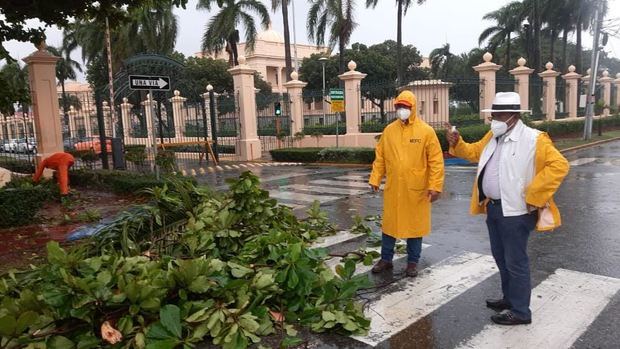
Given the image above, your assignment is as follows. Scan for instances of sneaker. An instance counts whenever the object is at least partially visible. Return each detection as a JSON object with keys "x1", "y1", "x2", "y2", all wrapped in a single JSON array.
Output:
[
  {"x1": 491, "y1": 310, "x2": 532, "y2": 325},
  {"x1": 486, "y1": 298, "x2": 511, "y2": 311}
]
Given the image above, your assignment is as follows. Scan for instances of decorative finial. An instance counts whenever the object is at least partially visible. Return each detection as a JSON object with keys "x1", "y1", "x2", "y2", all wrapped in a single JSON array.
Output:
[
  {"x1": 174, "y1": 90, "x2": 180, "y2": 96},
  {"x1": 122, "y1": 97, "x2": 128, "y2": 103},
  {"x1": 291, "y1": 71, "x2": 299, "y2": 80},
  {"x1": 602, "y1": 70, "x2": 609, "y2": 77},
  {"x1": 483, "y1": 52, "x2": 492, "y2": 63},
  {"x1": 348, "y1": 60, "x2": 357, "y2": 71},
  {"x1": 587, "y1": 68, "x2": 592, "y2": 75},
  {"x1": 36, "y1": 40, "x2": 47, "y2": 52},
  {"x1": 517, "y1": 57, "x2": 526, "y2": 67},
  {"x1": 545, "y1": 62, "x2": 554, "y2": 70},
  {"x1": 206, "y1": 84, "x2": 213, "y2": 92},
  {"x1": 568, "y1": 65, "x2": 576, "y2": 73},
  {"x1": 238, "y1": 56, "x2": 246, "y2": 65}
]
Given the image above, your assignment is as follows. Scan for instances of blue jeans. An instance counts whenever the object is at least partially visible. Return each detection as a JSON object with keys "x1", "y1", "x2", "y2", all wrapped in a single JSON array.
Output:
[
  {"x1": 380, "y1": 233, "x2": 423, "y2": 264},
  {"x1": 486, "y1": 201, "x2": 538, "y2": 320}
]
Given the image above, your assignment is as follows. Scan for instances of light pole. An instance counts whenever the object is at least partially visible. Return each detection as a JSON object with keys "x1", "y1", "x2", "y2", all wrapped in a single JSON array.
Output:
[
  {"x1": 319, "y1": 57, "x2": 328, "y2": 128},
  {"x1": 207, "y1": 84, "x2": 219, "y2": 162}
]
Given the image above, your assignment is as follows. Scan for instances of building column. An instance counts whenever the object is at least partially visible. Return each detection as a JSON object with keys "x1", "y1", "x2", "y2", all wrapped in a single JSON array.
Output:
[
  {"x1": 614, "y1": 73, "x2": 620, "y2": 111},
  {"x1": 229, "y1": 56, "x2": 261, "y2": 161},
  {"x1": 473, "y1": 52, "x2": 502, "y2": 123},
  {"x1": 202, "y1": 88, "x2": 219, "y2": 138},
  {"x1": 509, "y1": 57, "x2": 534, "y2": 111},
  {"x1": 102, "y1": 101, "x2": 112, "y2": 135},
  {"x1": 142, "y1": 94, "x2": 157, "y2": 145},
  {"x1": 283, "y1": 71, "x2": 308, "y2": 136},
  {"x1": 538, "y1": 62, "x2": 561, "y2": 120},
  {"x1": 170, "y1": 90, "x2": 187, "y2": 139},
  {"x1": 599, "y1": 70, "x2": 613, "y2": 117},
  {"x1": 22, "y1": 42, "x2": 63, "y2": 161},
  {"x1": 561, "y1": 65, "x2": 582, "y2": 119},
  {"x1": 338, "y1": 60, "x2": 367, "y2": 135},
  {"x1": 120, "y1": 97, "x2": 133, "y2": 140},
  {"x1": 67, "y1": 106, "x2": 78, "y2": 137}
]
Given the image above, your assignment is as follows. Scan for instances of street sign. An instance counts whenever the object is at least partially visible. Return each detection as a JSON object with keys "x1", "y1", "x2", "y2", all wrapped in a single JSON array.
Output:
[
  {"x1": 129, "y1": 75, "x2": 171, "y2": 91},
  {"x1": 330, "y1": 88, "x2": 345, "y2": 112}
]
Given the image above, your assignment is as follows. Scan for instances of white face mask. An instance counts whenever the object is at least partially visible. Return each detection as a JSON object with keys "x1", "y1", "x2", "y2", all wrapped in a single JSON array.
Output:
[
  {"x1": 490, "y1": 115, "x2": 515, "y2": 137},
  {"x1": 397, "y1": 108, "x2": 411, "y2": 121}
]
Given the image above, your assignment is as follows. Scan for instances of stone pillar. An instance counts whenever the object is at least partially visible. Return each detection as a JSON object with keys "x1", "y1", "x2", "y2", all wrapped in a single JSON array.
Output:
[
  {"x1": 562, "y1": 65, "x2": 582, "y2": 119},
  {"x1": 614, "y1": 73, "x2": 620, "y2": 110},
  {"x1": 142, "y1": 94, "x2": 157, "y2": 143},
  {"x1": 229, "y1": 56, "x2": 261, "y2": 161},
  {"x1": 120, "y1": 97, "x2": 133, "y2": 139},
  {"x1": 169, "y1": 90, "x2": 187, "y2": 138},
  {"x1": 84, "y1": 113, "x2": 94, "y2": 138},
  {"x1": 67, "y1": 106, "x2": 78, "y2": 137},
  {"x1": 473, "y1": 52, "x2": 502, "y2": 123},
  {"x1": 283, "y1": 71, "x2": 307, "y2": 135},
  {"x1": 599, "y1": 70, "x2": 613, "y2": 117},
  {"x1": 22, "y1": 42, "x2": 63, "y2": 161},
  {"x1": 538, "y1": 62, "x2": 561, "y2": 120},
  {"x1": 102, "y1": 101, "x2": 112, "y2": 134},
  {"x1": 509, "y1": 57, "x2": 534, "y2": 111},
  {"x1": 202, "y1": 88, "x2": 219, "y2": 138},
  {"x1": 338, "y1": 60, "x2": 367, "y2": 134},
  {"x1": 581, "y1": 68, "x2": 591, "y2": 92}
]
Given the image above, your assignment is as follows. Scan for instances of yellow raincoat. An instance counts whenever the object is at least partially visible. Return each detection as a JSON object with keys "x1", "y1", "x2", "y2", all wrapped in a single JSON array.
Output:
[
  {"x1": 369, "y1": 91, "x2": 445, "y2": 238},
  {"x1": 449, "y1": 130, "x2": 569, "y2": 231}
]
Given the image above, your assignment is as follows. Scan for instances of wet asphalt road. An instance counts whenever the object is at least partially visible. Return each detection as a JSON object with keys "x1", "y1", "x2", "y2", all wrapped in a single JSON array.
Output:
[{"x1": 195, "y1": 140, "x2": 620, "y2": 349}]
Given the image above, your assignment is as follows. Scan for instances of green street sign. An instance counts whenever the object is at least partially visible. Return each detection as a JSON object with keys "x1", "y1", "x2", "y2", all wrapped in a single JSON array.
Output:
[{"x1": 329, "y1": 89, "x2": 344, "y2": 101}]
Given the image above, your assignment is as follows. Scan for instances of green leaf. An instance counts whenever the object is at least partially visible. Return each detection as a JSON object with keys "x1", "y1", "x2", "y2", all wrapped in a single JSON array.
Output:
[
  {"x1": 289, "y1": 243, "x2": 302, "y2": 262},
  {"x1": 134, "y1": 332, "x2": 146, "y2": 349},
  {"x1": 46, "y1": 242, "x2": 67, "y2": 265},
  {"x1": 48, "y1": 336, "x2": 75, "y2": 349},
  {"x1": 160, "y1": 304, "x2": 182, "y2": 339},
  {"x1": 321, "y1": 311, "x2": 336, "y2": 322},
  {"x1": 0, "y1": 315, "x2": 16, "y2": 336},
  {"x1": 188, "y1": 276, "x2": 210, "y2": 294},
  {"x1": 280, "y1": 336, "x2": 304, "y2": 348},
  {"x1": 145, "y1": 339, "x2": 180, "y2": 349},
  {"x1": 16, "y1": 311, "x2": 38, "y2": 333},
  {"x1": 287, "y1": 269, "x2": 299, "y2": 289},
  {"x1": 238, "y1": 315, "x2": 260, "y2": 333},
  {"x1": 147, "y1": 323, "x2": 174, "y2": 340},
  {"x1": 96, "y1": 270, "x2": 112, "y2": 285}
]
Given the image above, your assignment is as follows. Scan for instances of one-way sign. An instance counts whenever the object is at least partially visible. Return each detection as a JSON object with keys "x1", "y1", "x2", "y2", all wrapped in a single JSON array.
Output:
[{"x1": 129, "y1": 75, "x2": 170, "y2": 91}]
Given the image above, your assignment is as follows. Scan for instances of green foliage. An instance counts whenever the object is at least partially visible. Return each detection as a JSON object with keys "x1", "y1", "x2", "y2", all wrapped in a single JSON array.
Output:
[
  {"x1": 125, "y1": 145, "x2": 148, "y2": 167},
  {"x1": 68, "y1": 170, "x2": 169, "y2": 195},
  {"x1": 449, "y1": 114, "x2": 483, "y2": 128},
  {"x1": 0, "y1": 172, "x2": 371, "y2": 348},
  {"x1": 269, "y1": 148, "x2": 324, "y2": 163},
  {"x1": 270, "y1": 147, "x2": 375, "y2": 164},
  {"x1": 69, "y1": 149, "x2": 99, "y2": 168},
  {"x1": 0, "y1": 156, "x2": 35, "y2": 174},
  {"x1": 533, "y1": 115, "x2": 620, "y2": 138},
  {"x1": 0, "y1": 179, "x2": 55, "y2": 228},
  {"x1": 303, "y1": 122, "x2": 346, "y2": 136},
  {"x1": 155, "y1": 150, "x2": 176, "y2": 173}
]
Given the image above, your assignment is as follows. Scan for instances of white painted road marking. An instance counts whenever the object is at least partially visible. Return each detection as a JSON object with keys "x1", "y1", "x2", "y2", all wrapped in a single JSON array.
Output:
[
  {"x1": 334, "y1": 175, "x2": 370, "y2": 181},
  {"x1": 569, "y1": 157, "x2": 598, "y2": 166},
  {"x1": 352, "y1": 252, "x2": 497, "y2": 347},
  {"x1": 269, "y1": 191, "x2": 340, "y2": 204},
  {"x1": 456, "y1": 268, "x2": 620, "y2": 349},
  {"x1": 310, "y1": 179, "x2": 384, "y2": 189},
  {"x1": 282, "y1": 184, "x2": 367, "y2": 196},
  {"x1": 311, "y1": 231, "x2": 365, "y2": 249}
]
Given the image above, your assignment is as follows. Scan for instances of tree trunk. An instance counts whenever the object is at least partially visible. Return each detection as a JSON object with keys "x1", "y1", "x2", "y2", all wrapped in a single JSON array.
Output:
[
  {"x1": 561, "y1": 29, "x2": 569, "y2": 71},
  {"x1": 506, "y1": 33, "x2": 511, "y2": 69},
  {"x1": 281, "y1": 0, "x2": 293, "y2": 81},
  {"x1": 550, "y1": 29, "x2": 556, "y2": 63},
  {"x1": 339, "y1": 34, "x2": 345, "y2": 88},
  {"x1": 576, "y1": 17, "x2": 582, "y2": 73},
  {"x1": 396, "y1": 0, "x2": 403, "y2": 86},
  {"x1": 61, "y1": 79, "x2": 69, "y2": 125}
]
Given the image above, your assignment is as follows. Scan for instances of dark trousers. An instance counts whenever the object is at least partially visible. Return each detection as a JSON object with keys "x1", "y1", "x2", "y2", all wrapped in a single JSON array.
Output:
[
  {"x1": 486, "y1": 201, "x2": 537, "y2": 320},
  {"x1": 381, "y1": 234, "x2": 423, "y2": 264}
]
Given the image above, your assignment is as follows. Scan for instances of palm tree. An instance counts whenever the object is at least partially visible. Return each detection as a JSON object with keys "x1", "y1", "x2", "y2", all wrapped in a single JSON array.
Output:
[
  {"x1": 541, "y1": 0, "x2": 568, "y2": 65},
  {"x1": 47, "y1": 44, "x2": 82, "y2": 122},
  {"x1": 0, "y1": 63, "x2": 30, "y2": 115},
  {"x1": 307, "y1": 0, "x2": 357, "y2": 75},
  {"x1": 429, "y1": 43, "x2": 454, "y2": 79},
  {"x1": 479, "y1": 1, "x2": 523, "y2": 69},
  {"x1": 198, "y1": 0, "x2": 270, "y2": 67},
  {"x1": 365, "y1": 0, "x2": 425, "y2": 86},
  {"x1": 271, "y1": 0, "x2": 293, "y2": 81}
]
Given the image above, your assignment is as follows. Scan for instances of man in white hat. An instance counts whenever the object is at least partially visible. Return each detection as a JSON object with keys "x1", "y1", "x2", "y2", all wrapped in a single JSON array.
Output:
[{"x1": 446, "y1": 92, "x2": 569, "y2": 325}]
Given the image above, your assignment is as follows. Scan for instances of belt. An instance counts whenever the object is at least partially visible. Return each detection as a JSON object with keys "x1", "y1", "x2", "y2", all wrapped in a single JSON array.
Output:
[{"x1": 488, "y1": 198, "x2": 501, "y2": 205}]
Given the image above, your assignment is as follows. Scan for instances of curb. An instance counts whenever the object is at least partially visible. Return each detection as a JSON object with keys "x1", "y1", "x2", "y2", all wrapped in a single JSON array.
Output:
[{"x1": 559, "y1": 137, "x2": 620, "y2": 154}]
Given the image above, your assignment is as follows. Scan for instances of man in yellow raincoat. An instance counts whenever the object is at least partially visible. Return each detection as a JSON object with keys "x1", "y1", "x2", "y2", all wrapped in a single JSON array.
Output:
[
  {"x1": 447, "y1": 92, "x2": 569, "y2": 326},
  {"x1": 369, "y1": 90, "x2": 445, "y2": 277}
]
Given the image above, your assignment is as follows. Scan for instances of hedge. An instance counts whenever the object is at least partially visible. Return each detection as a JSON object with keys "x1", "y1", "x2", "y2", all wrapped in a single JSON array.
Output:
[
  {"x1": 0, "y1": 156, "x2": 35, "y2": 173},
  {"x1": 303, "y1": 123, "x2": 346, "y2": 136},
  {"x1": 69, "y1": 170, "x2": 166, "y2": 195},
  {"x1": 270, "y1": 148, "x2": 324, "y2": 163},
  {"x1": 533, "y1": 115, "x2": 620, "y2": 137},
  {"x1": 449, "y1": 114, "x2": 484, "y2": 128},
  {"x1": 0, "y1": 178, "x2": 56, "y2": 228},
  {"x1": 318, "y1": 147, "x2": 375, "y2": 164}
]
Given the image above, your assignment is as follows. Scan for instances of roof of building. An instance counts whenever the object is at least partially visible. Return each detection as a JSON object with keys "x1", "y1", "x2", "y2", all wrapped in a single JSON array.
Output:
[{"x1": 256, "y1": 25, "x2": 284, "y2": 43}]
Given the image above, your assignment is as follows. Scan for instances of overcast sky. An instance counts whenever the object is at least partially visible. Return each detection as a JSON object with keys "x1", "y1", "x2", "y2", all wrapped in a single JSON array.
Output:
[{"x1": 3, "y1": 0, "x2": 620, "y2": 82}]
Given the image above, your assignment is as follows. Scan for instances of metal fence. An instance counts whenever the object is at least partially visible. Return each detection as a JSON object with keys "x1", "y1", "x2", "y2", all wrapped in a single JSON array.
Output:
[
  {"x1": 556, "y1": 78, "x2": 569, "y2": 119},
  {"x1": 256, "y1": 93, "x2": 293, "y2": 152},
  {"x1": 0, "y1": 110, "x2": 37, "y2": 173},
  {"x1": 530, "y1": 76, "x2": 546, "y2": 120},
  {"x1": 301, "y1": 89, "x2": 346, "y2": 136}
]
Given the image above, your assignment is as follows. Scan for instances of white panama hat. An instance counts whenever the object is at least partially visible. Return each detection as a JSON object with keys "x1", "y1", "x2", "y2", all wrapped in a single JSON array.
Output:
[{"x1": 481, "y1": 92, "x2": 532, "y2": 113}]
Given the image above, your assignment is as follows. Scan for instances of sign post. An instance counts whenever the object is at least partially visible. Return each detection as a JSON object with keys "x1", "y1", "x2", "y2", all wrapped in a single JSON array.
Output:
[
  {"x1": 330, "y1": 89, "x2": 345, "y2": 148},
  {"x1": 129, "y1": 75, "x2": 170, "y2": 179}
]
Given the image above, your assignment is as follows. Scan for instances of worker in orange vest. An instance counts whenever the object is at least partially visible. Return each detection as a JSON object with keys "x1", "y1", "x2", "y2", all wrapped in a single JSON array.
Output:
[{"x1": 33, "y1": 152, "x2": 75, "y2": 195}]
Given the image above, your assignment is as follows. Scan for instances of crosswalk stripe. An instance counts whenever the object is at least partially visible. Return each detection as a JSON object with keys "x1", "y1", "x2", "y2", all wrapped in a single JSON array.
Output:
[
  {"x1": 311, "y1": 231, "x2": 365, "y2": 249},
  {"x1": 352, "y1": 252, "x2": 497, "y2": 346},
  {"x1": 324, "y1": 243, "x2": 431, "y2": 275},
  {"x1": 269, "y1": 191, "x2": 340, "y2": 204},
  {"x1": 281, "y1": 184, "x2": 367, "y2": 196},
  {"x1": 569, "y1": 157, "x2": 597, "y2": 166},
  {"x1": 334, "y1": 175, "x2": 369, "y2": 181},
  {"x1": 456, "y1": 268, "x2": 620, "y2": 349},
  {"x1": 310, "y1": 179, "x2": 383, "y2": 189}
]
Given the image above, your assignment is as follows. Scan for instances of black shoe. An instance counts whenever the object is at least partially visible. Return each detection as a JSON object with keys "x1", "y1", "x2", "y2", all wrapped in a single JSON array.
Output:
[
  {"x1": 491, "y1": 310, "x2": 532, "y2": 325},
  {"x1": 486, "y1": 298, "x2": 511, "y2": 311},
  {"x1": 371, "y1": 260, "x2": 393, "y2": 274},
  {"x1": 405, "y1": 263, "x2": 418, "y2": 277}
]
